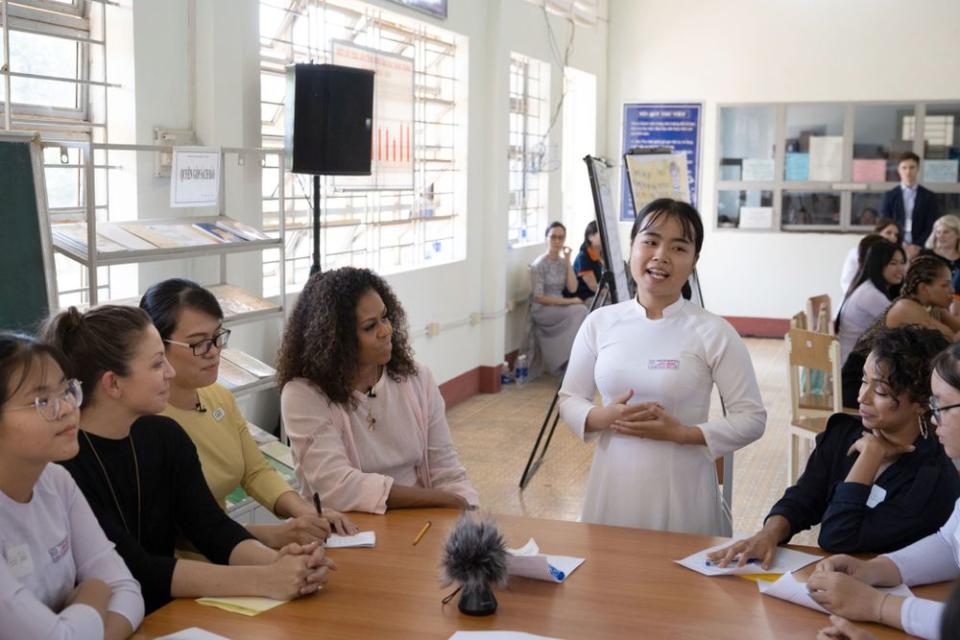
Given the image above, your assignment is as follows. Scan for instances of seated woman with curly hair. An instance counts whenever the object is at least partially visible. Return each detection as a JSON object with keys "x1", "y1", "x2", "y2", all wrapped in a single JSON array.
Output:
[{"x1": 277, "y1": 267, "x2": 479, "y2": 514}]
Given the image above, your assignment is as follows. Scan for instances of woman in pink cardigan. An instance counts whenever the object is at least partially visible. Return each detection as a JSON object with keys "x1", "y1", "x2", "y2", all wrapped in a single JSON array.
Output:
[{"x1": 277, "y1": 267, "x2": 479, "y2": 514}]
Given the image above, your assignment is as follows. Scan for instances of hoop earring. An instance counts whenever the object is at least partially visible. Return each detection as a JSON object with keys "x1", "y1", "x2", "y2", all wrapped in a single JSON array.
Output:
[{"x1": 919, "y1": 414, "x2": 929, "y2": 439}]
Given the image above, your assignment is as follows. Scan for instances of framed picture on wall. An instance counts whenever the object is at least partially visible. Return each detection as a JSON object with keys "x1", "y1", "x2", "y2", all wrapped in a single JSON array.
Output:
[{"x1": 386, "y1": 0, "x2": 447, "y2": 19}]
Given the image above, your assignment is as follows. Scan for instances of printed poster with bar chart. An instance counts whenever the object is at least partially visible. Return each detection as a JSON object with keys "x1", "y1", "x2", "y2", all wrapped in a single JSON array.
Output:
[{"x1": 332, "y1": 40, "x2": 415, "y2": 191}]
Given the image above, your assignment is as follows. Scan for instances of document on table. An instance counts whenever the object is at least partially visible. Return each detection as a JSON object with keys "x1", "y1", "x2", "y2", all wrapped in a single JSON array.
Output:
[
  {"x1": 758, "y1": 572, "x2": 913, "y2": 614},
  {"x1": 325, "y1": 531, "x2": 376, "y2": 548},
  {"x1": 195, "y1": 596, "x2": 286, "y2": 616},
  {"x1": 675, "y1": 538, "x2": 821, "y2": 576},
  {"x1": 449, "y1": 633, "x2": 563, "y2": 640},
  {"x1": 505, "y1": 538, "x2": 584, "y2": 582},
  {"x1": 156, "y1": 629, "x2": 232, "y2": 640}
]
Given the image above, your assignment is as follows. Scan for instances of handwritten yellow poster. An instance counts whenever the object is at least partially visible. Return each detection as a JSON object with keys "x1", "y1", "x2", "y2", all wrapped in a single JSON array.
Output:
[{"x1": 625, "y1": 152, "x2": 691, "y2": 213}]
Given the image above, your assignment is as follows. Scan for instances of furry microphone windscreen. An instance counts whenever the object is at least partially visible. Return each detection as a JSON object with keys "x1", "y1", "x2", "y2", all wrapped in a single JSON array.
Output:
[{"x1": 441, "y1": 514, "x2": 509, "y2": 593}]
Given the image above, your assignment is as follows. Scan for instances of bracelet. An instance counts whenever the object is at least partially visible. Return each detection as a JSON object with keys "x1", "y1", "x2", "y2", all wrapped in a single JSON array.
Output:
[{"x1": 877, "y1": 592, "x2": 891, "y2": 625}]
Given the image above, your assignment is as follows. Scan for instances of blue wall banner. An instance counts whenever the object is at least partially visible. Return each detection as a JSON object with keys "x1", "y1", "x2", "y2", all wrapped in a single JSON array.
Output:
[{"x1": 620, "y1": 103, "x2": 702, "y2": 221}]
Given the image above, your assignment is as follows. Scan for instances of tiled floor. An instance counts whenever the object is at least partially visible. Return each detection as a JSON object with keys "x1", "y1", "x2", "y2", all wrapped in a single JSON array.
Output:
[{"x1": 446, "y1": 337, "x2": 819, "y2": 545}]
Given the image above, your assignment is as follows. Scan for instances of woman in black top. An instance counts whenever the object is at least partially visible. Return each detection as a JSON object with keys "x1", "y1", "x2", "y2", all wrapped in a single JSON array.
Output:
[
  {"x1": 709, "y1": 325, "x2": 960, "y2": 569},
  {"x1": 572, "y1": 221, "x2": 604, "y2": 301},
  {"x1": 44, "y1": 305, "x2": 334, "y2": 613}
]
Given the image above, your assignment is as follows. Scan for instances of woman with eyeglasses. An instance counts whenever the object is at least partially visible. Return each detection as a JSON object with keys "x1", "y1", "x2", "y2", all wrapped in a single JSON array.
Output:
[
  {"x1": 0, "y1": 333, "x2": 143, "y2": 639},
  {"x1": 140, "y1": 279, "x2": 356, "y2": 548},
  {"x1": 709, "y1": 325, "x2": 960, "y2": 571},
  {"x1": 803, "y1": 340, "x2": 960, "y2": 640},
  {"x1": 43, "y1": 306, "x2": 334, "y2": 614},
  {"x1": 528, "y1": 221, "x2": 589, "y2": 376}
]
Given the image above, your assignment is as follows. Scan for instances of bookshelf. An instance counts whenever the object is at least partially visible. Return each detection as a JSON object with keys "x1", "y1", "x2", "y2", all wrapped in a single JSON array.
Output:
[{"x1": 44, "y1": 141, "x2": 287, "y2": 401}]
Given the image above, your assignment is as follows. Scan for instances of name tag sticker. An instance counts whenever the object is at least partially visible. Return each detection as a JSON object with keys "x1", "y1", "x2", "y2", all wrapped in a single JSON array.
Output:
[
  {"x1": 212, "y1": 407, "x2": 226, "y2": 422},
  {"x1": 866, "y1": 484, "x2": 887, "y2": 509},
  {"x1": 5, "y1": 544, "x2": 34, "y2": 579},
  {"x1": 48, "y1": 536, "x2": 70, "y2": 563},
  {"x1": 648, "y1": 359, "x2": 680, "y2": 370}
]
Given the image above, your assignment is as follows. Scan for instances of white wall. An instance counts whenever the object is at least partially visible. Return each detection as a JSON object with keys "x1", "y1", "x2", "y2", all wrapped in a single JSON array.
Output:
[
  {"x1": 606, "y1": 0, "x2": 960, "y2": 318},
  {"x1": 120, "y1": 0, "x2": 608, "y2": 408}
]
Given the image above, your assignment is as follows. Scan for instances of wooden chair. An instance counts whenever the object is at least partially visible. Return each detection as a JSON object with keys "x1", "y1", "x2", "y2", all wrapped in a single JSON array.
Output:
[
  {"x1": 790, "y1": 310, "x2": 808, "y2": 330},
  {"x1": 805, "y1": 294, "x2": 833, "y2": 335},
  {"x1": 786, "y1": 327, "x2": 842, "y2": 484}
]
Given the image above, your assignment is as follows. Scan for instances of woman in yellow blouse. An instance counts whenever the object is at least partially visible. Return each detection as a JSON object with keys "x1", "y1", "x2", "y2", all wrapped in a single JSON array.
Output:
[{"x1": 140, "y1": 279, "x2": 356, "y2": 548}]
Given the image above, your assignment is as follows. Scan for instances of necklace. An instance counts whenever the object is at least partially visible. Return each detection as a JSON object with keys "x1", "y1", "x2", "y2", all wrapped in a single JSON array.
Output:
[{"x1": 82, "y1": 430, "x2": 142, "y2": 542}]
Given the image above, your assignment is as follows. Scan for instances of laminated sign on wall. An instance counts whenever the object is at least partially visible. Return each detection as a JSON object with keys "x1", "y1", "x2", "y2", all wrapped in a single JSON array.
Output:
[{"x1": 170, "y1": 147, "x2": 221, "y2": 208}]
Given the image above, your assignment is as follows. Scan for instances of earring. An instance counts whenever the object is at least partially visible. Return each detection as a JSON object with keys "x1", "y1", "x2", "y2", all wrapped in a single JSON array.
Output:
[{"x1": 919, "y1": 414, "x2": 929, "y2": 439}]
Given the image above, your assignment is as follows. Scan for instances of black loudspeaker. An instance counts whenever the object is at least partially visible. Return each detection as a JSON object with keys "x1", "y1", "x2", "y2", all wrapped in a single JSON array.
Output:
[{"x1": 285, "y1": 63, "x2": 375, "y2": 175}]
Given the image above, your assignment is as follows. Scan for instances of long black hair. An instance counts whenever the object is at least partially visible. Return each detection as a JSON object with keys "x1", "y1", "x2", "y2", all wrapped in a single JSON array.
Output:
[
  {"x1": 139, "y1": 278, "x2": 224, "y2": 340},
  {"x1": 579, "y1": 221, "x2": 599, "y2": 253},
  {"x1": 630, "y1": 198, "x2": 704, "y2": 256},
  {"x1": 845, "y1": 240, "x2": 905, "y2": 302}
]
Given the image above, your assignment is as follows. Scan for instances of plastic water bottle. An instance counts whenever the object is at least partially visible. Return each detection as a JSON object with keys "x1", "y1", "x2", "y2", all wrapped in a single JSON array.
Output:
[{"x1": 515, "y1": 354, "x2": 528, "y2": 386}]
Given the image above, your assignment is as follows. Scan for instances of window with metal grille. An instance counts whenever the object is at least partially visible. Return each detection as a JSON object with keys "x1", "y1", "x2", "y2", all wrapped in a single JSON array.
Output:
[
  {"x1": 507, "y1": 52, "x2": 550, "y2": 247},
  {"x1": 259, "y1": 0, "x2": 467, "y2": 296},
  {"x1": 1, "y1": 0, "x2": 122, "y2": 306}
]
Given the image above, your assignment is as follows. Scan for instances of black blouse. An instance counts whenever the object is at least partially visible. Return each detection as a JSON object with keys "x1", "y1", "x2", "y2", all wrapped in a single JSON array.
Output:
[
  {"x1": 59, "y1": 415, "x2": 254, "y2": 613},
  {"x1": 767, "y1": 413, "x2": 960, "y2": 554}
]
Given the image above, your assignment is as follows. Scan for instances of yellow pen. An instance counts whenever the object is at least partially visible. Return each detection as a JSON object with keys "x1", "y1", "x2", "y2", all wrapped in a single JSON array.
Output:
[{"x1": 412, "y1": 520, "x2": 432, "y2": 545}]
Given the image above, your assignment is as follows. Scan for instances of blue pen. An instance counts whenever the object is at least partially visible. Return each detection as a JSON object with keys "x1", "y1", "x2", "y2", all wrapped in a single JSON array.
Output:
[
  {"x1": 548, "y1": 564, "x2": 565, "y2": 581},
  {"x1": 705, "y1": 558, "x2": 760, "y2": 567}
]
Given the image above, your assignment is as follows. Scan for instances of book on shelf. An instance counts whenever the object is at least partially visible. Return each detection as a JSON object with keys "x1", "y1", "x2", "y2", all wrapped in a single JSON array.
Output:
[
  {"x1": 221, "y1": 348, "x2": 276, "y2": 378},
  {"x1": 192, "y1": 221, "x2": 250, "y2": 244},
  {"x1": 97, "y1": 224, "x2": 156, "y2": 250},
  {"x1": 207, "y1": 284, "x2": 277, "y2": 317},
  {"x1": 217, "y1": 358, "x2": 260, "y2": 390},
  {"x1": 120, "y1": 222, "x2": 217, "y2": 248},
  {"x1": 215, "y1": 219, "x2": 271, "y2": 241},
  {"x1": 52, "y1": 223, "x2": 127, "y2": 255}
]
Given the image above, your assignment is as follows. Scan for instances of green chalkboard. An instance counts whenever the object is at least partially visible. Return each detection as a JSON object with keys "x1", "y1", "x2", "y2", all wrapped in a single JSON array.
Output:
[{"x1": 0, "y1": 134, "x2": 56, "y2": 333}]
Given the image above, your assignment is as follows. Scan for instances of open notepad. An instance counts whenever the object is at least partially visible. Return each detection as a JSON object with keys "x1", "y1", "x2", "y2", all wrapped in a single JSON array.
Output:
[
  {"x1": 325, "y1": 531, "x2": 376, "y2": 548},
  {"x1": 195, "y1": 596, "x2": 286, "y2": 617}
]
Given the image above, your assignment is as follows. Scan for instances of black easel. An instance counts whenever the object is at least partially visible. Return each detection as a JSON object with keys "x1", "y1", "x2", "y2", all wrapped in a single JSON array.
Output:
[
  {"x1": 310, "y1": 174, "x2": 322, "y2": 275},
  {"x1": 518, "y1": 270, "x2": 613, "y2": 490}
]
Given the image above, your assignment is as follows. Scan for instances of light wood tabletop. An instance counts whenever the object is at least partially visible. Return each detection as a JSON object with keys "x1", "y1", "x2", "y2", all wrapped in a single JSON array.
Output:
[{"x1": 134, "y1": 509, "x2": 949, "y2": 639}]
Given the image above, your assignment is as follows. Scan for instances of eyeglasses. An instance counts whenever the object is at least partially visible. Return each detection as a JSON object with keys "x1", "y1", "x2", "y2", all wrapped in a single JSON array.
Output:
[
  {"x1": 6, "y1": 379, "x2": 83, "y2": 422},
  {"x1": 928, "y1": 397, "x2": 960, "y2": 424},
  {"x1": 164, "y1": 329, "x2": 231, "y2": 356}
]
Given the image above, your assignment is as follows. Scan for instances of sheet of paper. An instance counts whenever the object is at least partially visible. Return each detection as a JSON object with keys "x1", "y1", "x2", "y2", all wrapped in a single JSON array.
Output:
[
  {"x1": 808, "y1": 136, "x2": 844, "y2": 181},
  {"x1": 170, "y1": 147, "x2": 221, "y2": 208},
  {"x1": 156, "y1": 629, "x2": 232, "y2": 640},
  {"x1": 866, "y1": 484, "x2": 887, "y2": 509},
  {"x1": 259, "y1": 440, "x2": 294, "y2": 468},
  {"x1": 851, "y1": 159, "x2": 886, "y2": 182},
  {"x1": 326, "y1": 531, "x2": 376, "y2": 548},
  {"x1": 195, "y1": 596, "x2": 286, "y2": 616},
  {"x1": 758, "y1": 571, "x2": 913, "y2": 614},
  {"x1": 505, "y1": 538, "x2": 584, "y2": 582},
  {"x1": 449, "y1": 633, "x2": 562, "y2": 640},
  {"x1": 738, "y1": 206, "x2": 773, "y2": 229},
  {"x1": 742, "y1": 158, "x2": 775, "y2": 181},
  {"x1": 924, "y1": 159, "x2": 959, "y2": 183},
  {"x1": 674, "y1": 538, "x2": 821, "y2": 576}
]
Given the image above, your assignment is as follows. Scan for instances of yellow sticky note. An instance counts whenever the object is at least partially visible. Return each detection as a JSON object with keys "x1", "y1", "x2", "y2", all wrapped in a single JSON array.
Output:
[
  {"x1": 735, "y1": 573, "x2": 782, "y2": 584},
  {"x1": 195, "y1": 596, "x2": 287, "y2": 616}
]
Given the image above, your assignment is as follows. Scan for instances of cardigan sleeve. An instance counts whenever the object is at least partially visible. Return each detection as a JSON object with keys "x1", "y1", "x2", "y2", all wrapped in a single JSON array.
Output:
[
  {"x1": 219, "y1": 393, "x2": 292, "y2": 514},
  {"x1": 282, "y1": 379, "x2": 393, "y2": 514},
  {"x1": 0, "y1": 562, "x2": 103, "y2": 640},
  {"x1": 416, "y1": 368, "x2": 479, "y2": 507}
]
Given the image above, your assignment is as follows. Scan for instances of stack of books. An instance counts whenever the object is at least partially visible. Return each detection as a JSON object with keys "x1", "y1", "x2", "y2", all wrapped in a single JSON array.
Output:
[
  {"x1": 51, "y1": 218, "x2": 272, "y2": 255},
  {"x1": 217, "y1": 348, "x2": 276, "y2": 391}
]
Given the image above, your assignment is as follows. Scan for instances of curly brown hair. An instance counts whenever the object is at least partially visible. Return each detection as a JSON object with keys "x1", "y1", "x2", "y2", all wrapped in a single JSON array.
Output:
[{"x1": 276, "y1": 267, "x2": 417, "y2": 406}]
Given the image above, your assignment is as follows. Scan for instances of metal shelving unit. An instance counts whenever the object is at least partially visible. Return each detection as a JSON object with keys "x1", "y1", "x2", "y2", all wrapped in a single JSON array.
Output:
[{"x1": 45, "y1": 140, "x2": 287, "y2": 400}]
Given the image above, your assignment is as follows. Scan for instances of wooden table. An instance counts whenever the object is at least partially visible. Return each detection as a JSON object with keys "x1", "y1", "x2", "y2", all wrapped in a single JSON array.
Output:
[{"x1": 135, "y1": 510, "x2": 949, "y2": 639}]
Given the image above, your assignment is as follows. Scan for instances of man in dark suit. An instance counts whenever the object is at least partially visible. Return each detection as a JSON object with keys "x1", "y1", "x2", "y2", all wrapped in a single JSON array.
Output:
[{"x1": 881, "y1": 151, "x2": 941, "y2": 258}]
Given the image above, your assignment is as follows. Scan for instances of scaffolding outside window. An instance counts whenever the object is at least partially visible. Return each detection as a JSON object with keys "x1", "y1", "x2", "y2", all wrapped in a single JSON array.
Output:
[
  {"x1": 508, "y1": 52, "x2": 550, "y2": 247},
  {"x1": 1, "y1": 0, "x2": 122, "y2": 306},
  {"x1": 259, "y1": 0, "x2": 467, "y2": 296}
]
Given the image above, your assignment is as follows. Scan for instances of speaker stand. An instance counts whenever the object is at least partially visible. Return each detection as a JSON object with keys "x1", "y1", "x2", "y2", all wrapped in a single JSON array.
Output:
[{"x1": 310, "y1": 174, "x2": 321, "y2": 275}]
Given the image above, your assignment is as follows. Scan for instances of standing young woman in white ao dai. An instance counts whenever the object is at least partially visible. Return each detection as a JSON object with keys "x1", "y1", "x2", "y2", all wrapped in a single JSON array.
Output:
[{"x1": 558, "y1": 198, "x2": 766, "y2": 536}]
